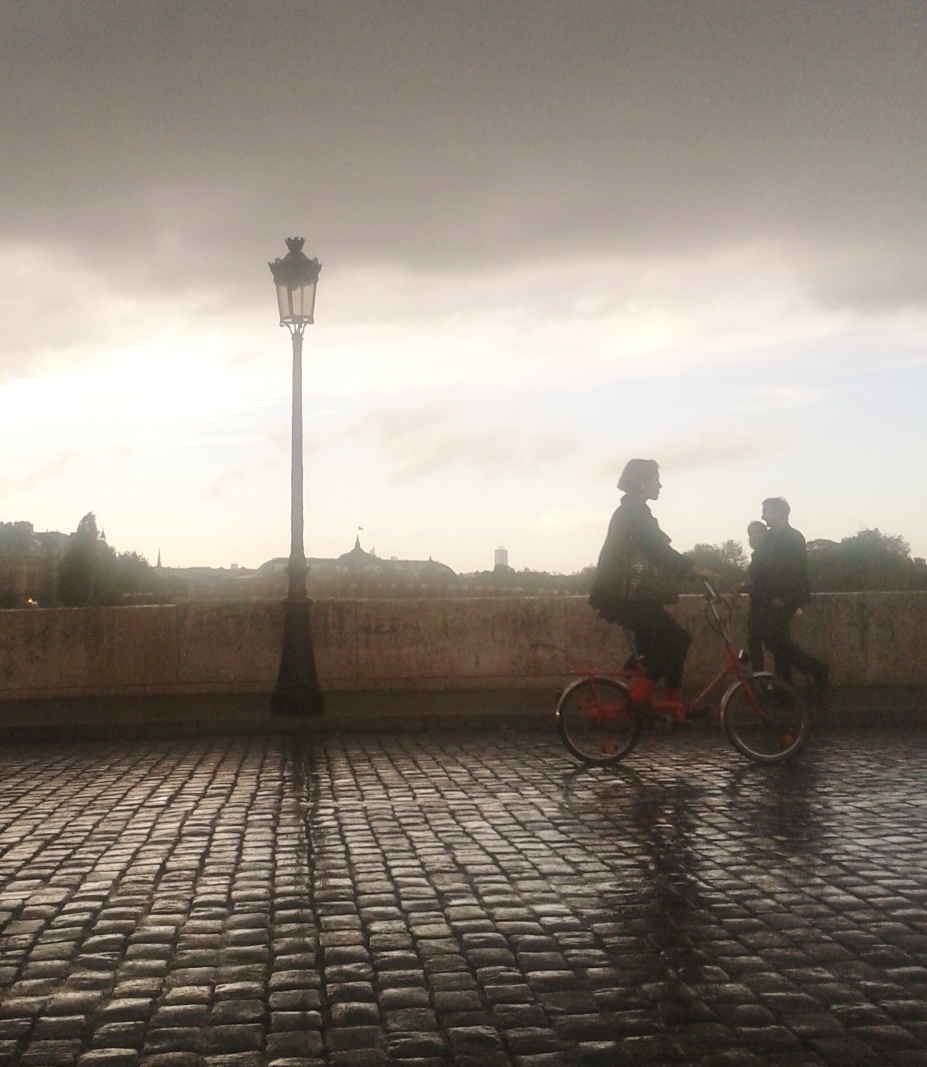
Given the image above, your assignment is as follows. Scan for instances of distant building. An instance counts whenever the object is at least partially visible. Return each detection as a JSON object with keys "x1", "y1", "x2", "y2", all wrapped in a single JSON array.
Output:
[
  {"x1": 0, "y1": 522, "x2": 70, "y2": 608},
  {"x1": 252, "y1": 536, "x2": 458, "y2": 598},
  {"x1": 156, "y1": 564, "x2": 249, "y2": 601},
  {"x1": 494, "y1": 546, "x2": 509, "y2": 570}
]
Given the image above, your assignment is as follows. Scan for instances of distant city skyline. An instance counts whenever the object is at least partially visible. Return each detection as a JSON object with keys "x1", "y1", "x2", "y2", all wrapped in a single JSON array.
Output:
[
  {"x1": 5, "y1": 516, "x2": 924, "y2": 587},
  {"x1": 1, "y1": 4, "x2": 925, "y2": 573}
]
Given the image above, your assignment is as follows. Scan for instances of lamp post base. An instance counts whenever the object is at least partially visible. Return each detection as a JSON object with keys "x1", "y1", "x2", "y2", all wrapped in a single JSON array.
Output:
[{"x1": 271, "y1": 598, "x2": 325, "y2": 716}]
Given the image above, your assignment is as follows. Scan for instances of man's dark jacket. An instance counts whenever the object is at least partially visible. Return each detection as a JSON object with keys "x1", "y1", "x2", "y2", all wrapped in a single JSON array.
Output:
[{"x1": 750, "y1": 525, "x2": 811, "y2": 608}]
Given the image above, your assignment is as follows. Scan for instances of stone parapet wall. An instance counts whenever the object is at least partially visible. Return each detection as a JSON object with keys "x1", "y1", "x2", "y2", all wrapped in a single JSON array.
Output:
[{"x1": 0, "y1": 593, "x2": 925, "y2": 702}]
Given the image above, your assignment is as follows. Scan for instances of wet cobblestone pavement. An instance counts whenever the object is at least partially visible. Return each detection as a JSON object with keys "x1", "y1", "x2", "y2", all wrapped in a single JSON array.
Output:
[{"x1": 1, "y1": 728, "x2": 926, "y2": 1066}]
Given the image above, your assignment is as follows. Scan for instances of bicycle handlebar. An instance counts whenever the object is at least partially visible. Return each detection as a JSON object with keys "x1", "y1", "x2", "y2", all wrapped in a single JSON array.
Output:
[
  {"x1": 701, "y1": 578, "x2": 731, "y2": 634},
  {"x1": 701, "y1": 578, "x2": 721, "y2": 601}
]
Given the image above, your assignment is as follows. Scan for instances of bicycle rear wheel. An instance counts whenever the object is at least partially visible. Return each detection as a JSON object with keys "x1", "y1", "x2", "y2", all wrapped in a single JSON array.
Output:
[
  {"x1": 557, "y1": 677, "x2": 641, "y2": 765},
  {"x1": 722, "y1": 673, "x2": 810, "y2": 763}
]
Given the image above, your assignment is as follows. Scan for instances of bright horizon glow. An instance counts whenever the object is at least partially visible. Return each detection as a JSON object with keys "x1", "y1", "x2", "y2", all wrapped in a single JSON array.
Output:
[{"x1": 2, "y1": 246, "x2": 925, "y2": 574}]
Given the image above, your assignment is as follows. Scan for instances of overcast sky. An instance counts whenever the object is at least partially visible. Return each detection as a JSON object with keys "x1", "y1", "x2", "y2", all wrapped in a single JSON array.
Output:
[{"x1": 1, "y1": 1, "x2": 925, "y2": 572}]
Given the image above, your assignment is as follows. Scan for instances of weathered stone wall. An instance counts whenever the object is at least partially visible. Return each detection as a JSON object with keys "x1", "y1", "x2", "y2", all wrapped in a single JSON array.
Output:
[{"x1": 0, "y1": 593, "x2": 925, "y2": 702}]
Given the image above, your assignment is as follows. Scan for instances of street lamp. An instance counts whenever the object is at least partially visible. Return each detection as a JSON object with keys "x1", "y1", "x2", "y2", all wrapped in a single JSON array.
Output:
[{"x1": 268, "y1": 237, "x2": 324, "y2": 716}]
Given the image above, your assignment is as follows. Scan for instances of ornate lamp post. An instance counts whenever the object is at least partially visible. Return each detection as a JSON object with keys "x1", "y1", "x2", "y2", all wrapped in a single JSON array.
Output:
[{"x1": 268, "y1": 237, "x2": 324, "y2": 716}]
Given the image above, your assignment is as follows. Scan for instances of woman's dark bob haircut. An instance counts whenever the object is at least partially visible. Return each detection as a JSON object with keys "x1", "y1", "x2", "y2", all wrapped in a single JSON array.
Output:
[{"x1": 618, "y1": 458, "x2": 659, "y2": 494}]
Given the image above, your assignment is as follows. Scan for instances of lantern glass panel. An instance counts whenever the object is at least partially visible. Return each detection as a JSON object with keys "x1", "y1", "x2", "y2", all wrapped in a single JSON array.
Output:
[{"x1": 276, "y1": 278, "x2": 317, "y2": 325}]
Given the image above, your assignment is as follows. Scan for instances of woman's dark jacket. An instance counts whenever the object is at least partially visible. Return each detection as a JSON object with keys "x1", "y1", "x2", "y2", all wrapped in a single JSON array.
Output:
[{"x1": 589, "y1": 493, "x2": 691, "y2": 620}]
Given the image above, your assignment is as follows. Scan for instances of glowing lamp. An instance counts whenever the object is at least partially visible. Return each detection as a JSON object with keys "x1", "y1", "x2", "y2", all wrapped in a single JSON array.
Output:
[{"x1": 269, "y1": 237, "x2": 321, "y2": 327}]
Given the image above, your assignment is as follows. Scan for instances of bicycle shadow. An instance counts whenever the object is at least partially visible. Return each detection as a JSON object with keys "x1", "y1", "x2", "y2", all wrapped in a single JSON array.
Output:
[
  {"x1": 556, "y1": 753, "x2": 827, "y2": 1028},
  {"x1": 559, "y1": 763, "x2": 705, "y2": 991},
  {"x1": 720, "y1": 752, "x2": 822, "y2": 857}
]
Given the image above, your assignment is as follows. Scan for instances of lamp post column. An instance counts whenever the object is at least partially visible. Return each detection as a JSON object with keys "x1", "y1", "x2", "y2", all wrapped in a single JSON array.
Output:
[
  {"x1": 271, "y1": 321, "x2": 324, "y2": 716},
  {"x1": 287, "y1": 325, "x2": 308, "y2": 602},
  {"x1": 269, "y1": 237, "x2": 324, "y2": 717}
]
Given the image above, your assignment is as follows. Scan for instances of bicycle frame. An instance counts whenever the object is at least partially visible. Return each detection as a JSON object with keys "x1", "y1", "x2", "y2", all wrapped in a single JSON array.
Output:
[
  {"x1": 559, "y1": 581, "x2": 810, "y2": 764},
  {"x1": 579, "y1": 582, "x2": 766, "y2": 722}
]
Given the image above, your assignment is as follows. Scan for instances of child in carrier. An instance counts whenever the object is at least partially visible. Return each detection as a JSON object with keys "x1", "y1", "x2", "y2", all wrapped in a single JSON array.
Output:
[{"x1": 744, "y1": 520, "x2": 769, "y2": 672}]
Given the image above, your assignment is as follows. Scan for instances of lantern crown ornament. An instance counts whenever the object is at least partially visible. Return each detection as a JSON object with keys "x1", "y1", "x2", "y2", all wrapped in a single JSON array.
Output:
[{"x1": 269, "y1": 237, "x2": 321, "y2": 328}]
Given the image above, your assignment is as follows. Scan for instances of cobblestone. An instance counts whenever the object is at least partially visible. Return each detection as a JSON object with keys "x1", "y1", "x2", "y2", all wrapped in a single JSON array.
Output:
[{"x1": 1, "y1": 729, "x2": 927, "y2": 1064}]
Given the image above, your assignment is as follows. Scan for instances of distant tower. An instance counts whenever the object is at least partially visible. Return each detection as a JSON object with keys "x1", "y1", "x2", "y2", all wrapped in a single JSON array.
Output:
[{"x1": 494, "y1": 546, "x2": 508, "y2": 570}]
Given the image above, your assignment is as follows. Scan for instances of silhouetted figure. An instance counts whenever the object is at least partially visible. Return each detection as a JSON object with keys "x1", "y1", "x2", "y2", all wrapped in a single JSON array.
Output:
[
  {"x1": 589, "y1": 459, "x2": 696, "y2": 705},
  {"x1": 744, "y1": 519, "x2": 769, "y2": 672},
  {"x1": 751, "y1": 496, "x2": 829, "y2": 696}
]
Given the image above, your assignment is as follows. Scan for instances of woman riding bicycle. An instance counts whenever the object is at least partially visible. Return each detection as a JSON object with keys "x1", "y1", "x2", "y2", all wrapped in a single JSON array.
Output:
[{"x1": 589, "y1": 458, "x2": 702, "y2": 708}]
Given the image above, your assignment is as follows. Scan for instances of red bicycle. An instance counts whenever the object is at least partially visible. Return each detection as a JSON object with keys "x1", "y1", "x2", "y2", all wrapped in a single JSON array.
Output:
[{"x1": 557, "y1": 581, "x2": 811, "y2": 765}]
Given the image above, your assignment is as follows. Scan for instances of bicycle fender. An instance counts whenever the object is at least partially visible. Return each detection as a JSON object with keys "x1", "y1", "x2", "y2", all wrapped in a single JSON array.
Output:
[
  {"x1": 718, "y1": 679, "x2": 743, "y2": 725},
  {"x1": 556, "y1": 678, "x2": 590, "y2": 721},
  {"x1": 555, "y1": 675, "x2": 629, "y2": 721}
]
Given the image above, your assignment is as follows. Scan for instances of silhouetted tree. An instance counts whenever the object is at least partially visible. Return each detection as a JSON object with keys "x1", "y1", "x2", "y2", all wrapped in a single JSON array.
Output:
[
  {"x1": 57, "y1": 513, "x2": 167, "y2": 605},
  {"x1": 57, "y1": 513, "x2": 111, "y2": 605},
  {"x1": 808, "y1": 529, "x2": 927, "y2": 592},
  {"x1": 680, "y1": 540, "x2": 748, "y2": 593}
]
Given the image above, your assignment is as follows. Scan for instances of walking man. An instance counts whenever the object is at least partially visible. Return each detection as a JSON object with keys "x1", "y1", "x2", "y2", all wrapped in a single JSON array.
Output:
[{"x1": 752, "y1": 496, "x2": 829, "y2": 697}]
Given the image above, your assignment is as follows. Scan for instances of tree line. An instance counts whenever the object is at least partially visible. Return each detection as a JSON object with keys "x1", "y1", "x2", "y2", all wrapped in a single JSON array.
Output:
[
  {"x1": 38, "y1": 515, "x2": 927, "y2": 606},
  {"x1": 679, "y1": 529, "x2": 927, "y2": 595}
]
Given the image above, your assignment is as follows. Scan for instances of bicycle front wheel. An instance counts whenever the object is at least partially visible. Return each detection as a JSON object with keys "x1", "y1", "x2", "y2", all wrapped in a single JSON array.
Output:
[
  {"x1": 722, "y1": 673, "x2": 810, "y2": 763},
  {"x1": 557, "y1": 677, "x2": 641, "y2": 765}
]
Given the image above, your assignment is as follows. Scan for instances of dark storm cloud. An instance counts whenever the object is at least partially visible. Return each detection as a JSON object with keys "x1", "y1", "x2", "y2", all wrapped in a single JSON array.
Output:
[{"x1": 1, "y1": 1, "x2": 925, "y2": 310}]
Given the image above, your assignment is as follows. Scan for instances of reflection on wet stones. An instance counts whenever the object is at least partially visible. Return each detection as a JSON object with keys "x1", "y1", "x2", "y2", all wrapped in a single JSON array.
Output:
[{"x1": 0, "y1": 731, "x2": 926, "y2": 1063}]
